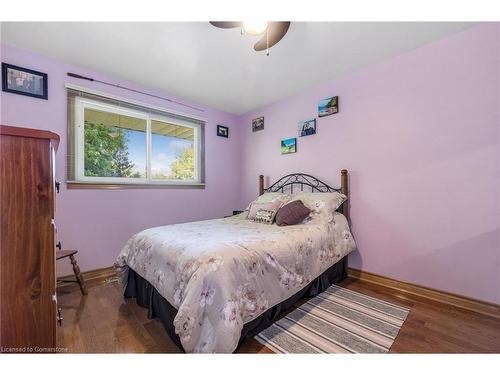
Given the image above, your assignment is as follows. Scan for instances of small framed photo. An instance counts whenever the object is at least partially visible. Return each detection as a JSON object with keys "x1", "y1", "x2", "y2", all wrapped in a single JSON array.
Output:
[
  {"x1": 2, "y1": 63, "x2": 48, "y2": 100},
  {"x1": 318, "y1": 96, "x2": 338, "y2": 117},
  {"x1": 217, "y1": 125, "x2": 229, "y2": 138},
  {"x1": 252, "y1": 116, "x2": 264, "y2": 132},
  {"x1": 298, "y1": 119, "x2": 317, "y2": 137},
  {"x1": 281, "y1": 137, "x2": 297, "y2": 154}
]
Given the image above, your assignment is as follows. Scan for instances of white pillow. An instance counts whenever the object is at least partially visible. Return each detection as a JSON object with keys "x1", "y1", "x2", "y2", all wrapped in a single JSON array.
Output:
[
  {"x1": 290, "y1": 192, "x2": 347, "y2": 223},
  {"x1": 245, "y1": 192, "x2": 291, "y2": 211}
]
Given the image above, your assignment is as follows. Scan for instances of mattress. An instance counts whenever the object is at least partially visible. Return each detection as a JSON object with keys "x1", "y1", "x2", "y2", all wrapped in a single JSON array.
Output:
[{"x1": 115, "y1": 212, "x2": 356, "y2": 353}]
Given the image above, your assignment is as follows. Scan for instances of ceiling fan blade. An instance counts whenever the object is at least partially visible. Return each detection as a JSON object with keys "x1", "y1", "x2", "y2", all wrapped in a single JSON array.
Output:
[
  {"x1": 209, "y1": 21, "x2": 242, "y2": 29},
  {"x1": 254, "y1": 21, "x2": 291, "y2": 51}
]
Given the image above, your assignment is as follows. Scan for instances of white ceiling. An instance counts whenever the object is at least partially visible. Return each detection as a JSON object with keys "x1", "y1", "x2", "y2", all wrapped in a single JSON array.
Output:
[{"x1": 1, "y1": 22, "x2": 474, "y2": 114}]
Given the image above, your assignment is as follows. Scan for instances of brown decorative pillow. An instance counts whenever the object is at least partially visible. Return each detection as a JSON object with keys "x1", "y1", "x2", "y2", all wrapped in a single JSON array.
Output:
[{"x1": 275, "y1": 200, "x2": 311, "y2": 226}]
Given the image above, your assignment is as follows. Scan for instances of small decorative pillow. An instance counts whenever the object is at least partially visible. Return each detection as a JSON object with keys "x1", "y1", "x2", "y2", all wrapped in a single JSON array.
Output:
[
  {"x1": 290, "y1": 192, "x2": 347, "y2": 223},
  {"x1": 247, "y1": 200, "x2": 284, "y2": 220},
  {"x1": 275, "y1": 200, "x2": 311, "y2": 226},
  {"x1": 253, "y1": 209, "x2": 275, "y2": 224}
]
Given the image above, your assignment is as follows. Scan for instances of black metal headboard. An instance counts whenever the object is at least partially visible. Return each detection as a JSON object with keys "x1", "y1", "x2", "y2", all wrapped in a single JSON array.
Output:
[
  {"x1": 263, "y1": 173, "x2": 340, "y2": 194},
  {"x1": 259, "y1": 170, "x2": 349, "y2": 220}
]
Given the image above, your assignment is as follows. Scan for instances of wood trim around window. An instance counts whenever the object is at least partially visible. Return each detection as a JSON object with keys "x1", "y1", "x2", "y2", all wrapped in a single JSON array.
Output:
[
  {"x1": 66, "y1": 90, "x2": 206, "y2": 188},
  {"x1": 66, "y1": 181, "x2": 206, "y2": 190}
]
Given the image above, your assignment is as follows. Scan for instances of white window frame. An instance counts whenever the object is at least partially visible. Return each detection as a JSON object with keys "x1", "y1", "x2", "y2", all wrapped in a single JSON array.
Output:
[{"x1": 74, "y1": 97, "x2": 202, "y2": 186}]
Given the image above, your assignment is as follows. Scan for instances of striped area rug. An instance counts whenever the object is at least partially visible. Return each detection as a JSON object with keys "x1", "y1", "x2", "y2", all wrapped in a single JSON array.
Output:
[{"x1": 256, "y1": 285, "x2": 409, "y2": 353}]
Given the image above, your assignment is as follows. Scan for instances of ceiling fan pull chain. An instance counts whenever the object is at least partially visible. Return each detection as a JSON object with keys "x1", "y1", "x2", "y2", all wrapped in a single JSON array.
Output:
[{"x1": 266, "y1": 28, "x2": 270, "y2": 56}]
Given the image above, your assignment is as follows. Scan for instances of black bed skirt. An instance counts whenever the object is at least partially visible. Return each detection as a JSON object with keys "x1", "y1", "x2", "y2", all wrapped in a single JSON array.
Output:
[{"x1": 124, "y1": 256, "x2": 348, "y2": 352}]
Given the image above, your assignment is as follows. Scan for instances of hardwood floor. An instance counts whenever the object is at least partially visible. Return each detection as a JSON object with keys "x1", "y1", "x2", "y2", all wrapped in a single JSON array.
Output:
[{"x1": 56, "y1": 277, "x2": 500, "y2": 353}]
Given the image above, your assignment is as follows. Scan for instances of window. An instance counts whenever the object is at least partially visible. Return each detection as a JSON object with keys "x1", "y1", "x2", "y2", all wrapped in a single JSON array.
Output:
[{"x1": 68, "y1": 90, "x2": 204, "y2": 187}]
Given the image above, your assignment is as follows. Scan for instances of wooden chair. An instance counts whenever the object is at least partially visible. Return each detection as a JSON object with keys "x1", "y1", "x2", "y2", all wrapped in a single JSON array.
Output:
[{"x1": 56, "y1": 250, "x2": 88, "y2": 295}]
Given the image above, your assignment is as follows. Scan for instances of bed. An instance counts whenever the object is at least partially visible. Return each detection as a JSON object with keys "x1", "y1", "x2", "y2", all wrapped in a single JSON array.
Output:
[{"x1": 115, "y1": 170, "x2": 357, "y2": 353}]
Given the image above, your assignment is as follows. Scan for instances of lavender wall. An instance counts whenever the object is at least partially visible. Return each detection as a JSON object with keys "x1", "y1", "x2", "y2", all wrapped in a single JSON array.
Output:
[
  {"x1": 0, "y1": 44, "x2": 242, "y2": 276},
  {"x1": 238, "y1": 24, "x2": 500, "y2": 304},
  {"x1": 1, "y1": 24, "x2": 498, "y2": 304}
]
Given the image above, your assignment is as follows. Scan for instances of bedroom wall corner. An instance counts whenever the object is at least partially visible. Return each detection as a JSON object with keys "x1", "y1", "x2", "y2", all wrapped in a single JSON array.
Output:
[{"x1": 236, "y1": 23, "x2": 500, "y2": 305}]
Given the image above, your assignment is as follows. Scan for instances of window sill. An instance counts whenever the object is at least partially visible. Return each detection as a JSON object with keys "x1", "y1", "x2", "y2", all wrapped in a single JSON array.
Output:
[{"x1": 66, "y1": 181, "x2": 206, "y2": 190}]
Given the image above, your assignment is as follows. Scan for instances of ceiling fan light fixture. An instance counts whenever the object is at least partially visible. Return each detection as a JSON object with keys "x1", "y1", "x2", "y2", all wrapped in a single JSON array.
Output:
[{"x1": 242, "y1": 21, "x2": 268, "y2": 35}]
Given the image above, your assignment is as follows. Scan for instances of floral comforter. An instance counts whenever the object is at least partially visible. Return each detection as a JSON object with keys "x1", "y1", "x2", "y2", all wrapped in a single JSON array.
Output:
[{"x1": 115, "y1": 213, "x2": 356, "y2": 353}]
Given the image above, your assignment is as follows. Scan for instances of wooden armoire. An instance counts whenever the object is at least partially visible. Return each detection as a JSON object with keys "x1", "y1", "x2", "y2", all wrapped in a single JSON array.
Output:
[{"x1": 0, "y1": 125, "x2": 60, "y2": 351}]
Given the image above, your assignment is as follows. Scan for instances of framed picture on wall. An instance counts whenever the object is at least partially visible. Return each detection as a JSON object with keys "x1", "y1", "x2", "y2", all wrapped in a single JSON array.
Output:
[
  {"x1": 281, "y1": 137, "x2": 297, "y2": 154},
  {"x1": 318, "y1": 96, "x2": 338, "y2": 117},
  {"x1": 298, "y1": 119, "x2": 317, "y2": 137},
  {"x1": 252, "y1": 116, "x2": 264, "y2": 132},
  {"x1": 217, "y1": 125, "x2": 229, "y2": 138},
  {"x1": 1, "y1": 63, "x2": 48, "y2": 100}
]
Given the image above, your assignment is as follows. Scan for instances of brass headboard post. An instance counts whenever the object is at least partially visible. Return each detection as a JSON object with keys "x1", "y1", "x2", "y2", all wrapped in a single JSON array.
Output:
[
  {"x1": 341, "y1": 169, "x2": 349, "y2": 221},
  {"x1": 259, "y1": 175, "x2": 264, "y2": 196}
]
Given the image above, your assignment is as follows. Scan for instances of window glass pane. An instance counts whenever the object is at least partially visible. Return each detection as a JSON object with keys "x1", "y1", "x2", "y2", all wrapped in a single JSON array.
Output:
[
  {"x1": 83, "y1": 107, "x2": 147, "y2": 178},
  {"x1": 151, "y1": 119, "x2": 195, "y2": 180}
]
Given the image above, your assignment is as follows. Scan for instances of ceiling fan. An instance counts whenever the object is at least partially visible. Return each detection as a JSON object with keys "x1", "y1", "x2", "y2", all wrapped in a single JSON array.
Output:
[{"x1": 209, "y1": 21, "x2": 291, "y2": 55}]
